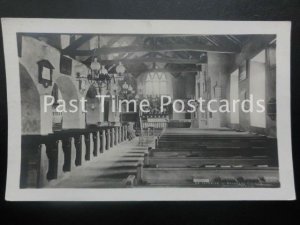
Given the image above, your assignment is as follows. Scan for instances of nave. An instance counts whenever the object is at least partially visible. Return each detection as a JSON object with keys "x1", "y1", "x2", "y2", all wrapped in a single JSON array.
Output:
[
  {"x1": 17, "y1": 33, "x2": 278, "y2": 188},
  {"x1": 139, "y1": 128, "x2": 279, "y2": 187},
  {"x1": 38, "y1": 127, "x2": 279, "y2": 188}
]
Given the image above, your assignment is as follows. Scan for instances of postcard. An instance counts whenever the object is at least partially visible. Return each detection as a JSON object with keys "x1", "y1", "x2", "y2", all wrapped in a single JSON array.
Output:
[{"x1": 1, "y1": 18, "x2": 295, "y2": 200}]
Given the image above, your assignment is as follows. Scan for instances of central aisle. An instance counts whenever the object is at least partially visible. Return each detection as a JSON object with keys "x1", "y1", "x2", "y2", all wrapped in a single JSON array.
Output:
[{"x1": 50, "y1": 138, "x2": 151, "y2": 188}]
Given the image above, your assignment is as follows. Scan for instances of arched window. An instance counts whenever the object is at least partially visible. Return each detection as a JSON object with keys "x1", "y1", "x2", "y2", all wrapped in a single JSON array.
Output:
[{"x1": 145, "y1": 72, "x2": 168, "y2": 96}]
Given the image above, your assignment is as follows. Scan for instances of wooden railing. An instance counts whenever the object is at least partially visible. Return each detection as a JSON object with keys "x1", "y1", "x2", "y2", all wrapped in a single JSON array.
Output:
[
  {"x1": 142, "y1": 121, "x2": 168, "y2": 129},
  {"x1": 141, "y1": 116, "x2": 169, "y2": 129}
]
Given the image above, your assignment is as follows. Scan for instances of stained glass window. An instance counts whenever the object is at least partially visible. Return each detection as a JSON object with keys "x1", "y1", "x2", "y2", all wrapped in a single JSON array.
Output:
[{"x1": 145, "y1": 72, "x2": 168, "y2": 96}]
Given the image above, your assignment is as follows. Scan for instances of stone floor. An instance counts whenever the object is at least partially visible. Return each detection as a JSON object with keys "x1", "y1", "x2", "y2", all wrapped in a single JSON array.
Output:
[{"x1": 49, "y1": 137, "x2": 154, "y2": 188}]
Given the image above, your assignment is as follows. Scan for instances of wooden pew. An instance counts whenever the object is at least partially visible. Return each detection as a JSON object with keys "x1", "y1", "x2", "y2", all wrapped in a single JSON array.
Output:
[
  {"x1": 157, "y1": 137, "x2": 274, "y2": 148},
  {"x1": 138, "y1": 129, "x2": 279, "y2": 187},
  {"x1": 137, "y1": 164, "x2": 279, "y2": 187},
  {"x1": 155, "y1": 134, "x2": 278, "y2": 160},
  {"x1": 149, "y1": 147, "x2": 276, "y2": 159},
  {"x1": 144, "y1": 154, "x2": 276, "y2": 168}
]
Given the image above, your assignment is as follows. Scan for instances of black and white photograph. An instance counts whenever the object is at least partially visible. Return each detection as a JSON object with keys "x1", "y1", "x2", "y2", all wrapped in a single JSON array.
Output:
[{"x1": 1, "y1": 19, "x2": 295, "y2": 201}]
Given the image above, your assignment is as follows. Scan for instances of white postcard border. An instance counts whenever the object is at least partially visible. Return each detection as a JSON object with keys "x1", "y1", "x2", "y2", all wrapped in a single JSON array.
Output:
[{"x1": 1, "y1": 18, "x2": 295, "y2": 201}]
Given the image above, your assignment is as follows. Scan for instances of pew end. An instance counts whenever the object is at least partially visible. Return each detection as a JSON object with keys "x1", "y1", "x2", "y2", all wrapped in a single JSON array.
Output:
[
  {"x1": 123, "y1": 175, "x2": 136, "y2": 187},
  {"x1": 136, "y1": 163, "x2": 144, "y2": 185},
  {"x1": 144, "y1": 153, "x2": 149, "y2": 166}
]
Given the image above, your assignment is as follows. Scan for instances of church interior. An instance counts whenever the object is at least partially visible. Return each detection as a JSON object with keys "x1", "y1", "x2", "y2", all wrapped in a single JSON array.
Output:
[{"x1": 18, "y1": 33, "x2": 279, "y2": 188}]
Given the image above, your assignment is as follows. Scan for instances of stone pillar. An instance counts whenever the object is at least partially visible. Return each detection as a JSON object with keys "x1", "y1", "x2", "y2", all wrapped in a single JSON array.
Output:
[{"x1": 39, "y1": 95, "x2": 53, "y2": 135}]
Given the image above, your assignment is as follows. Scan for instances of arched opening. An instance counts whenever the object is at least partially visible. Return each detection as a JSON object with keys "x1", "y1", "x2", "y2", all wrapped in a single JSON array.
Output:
[
  {"x1": 53, "y1": 76, "x2": 82, "y2": 130},
  {"x1": 19, "y1": 63, "x2": 41, "y2": 134}
]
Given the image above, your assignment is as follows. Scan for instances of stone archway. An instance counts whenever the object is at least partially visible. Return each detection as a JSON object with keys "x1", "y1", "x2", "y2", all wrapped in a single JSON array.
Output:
[
  {"x1": 52, "y1": 76, "x2": 83, "y2": 129},
  {"x1": 20, "y1": 63, "x2": 41, "y2": 135}
]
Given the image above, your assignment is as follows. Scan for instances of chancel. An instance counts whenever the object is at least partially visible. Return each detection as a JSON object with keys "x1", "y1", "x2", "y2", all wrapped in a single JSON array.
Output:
[{"x1": 18, "y1": 32, "x2": 279, "y2": 188}]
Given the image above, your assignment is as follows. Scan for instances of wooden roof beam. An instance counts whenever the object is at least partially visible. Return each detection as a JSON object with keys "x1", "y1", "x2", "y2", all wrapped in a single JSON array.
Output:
[
  {"x1": 62, "y1": 34, "x2": 95, "y2": 52},
  {"x1": 62, "y1": 42, "x2": 241, "y2": 56},
  {"x1": 91, "y1": 57, "x2": 205, "y2": 65},
  {"x1": 129, "y1": 68, "x2": 199, "y2": 74}
]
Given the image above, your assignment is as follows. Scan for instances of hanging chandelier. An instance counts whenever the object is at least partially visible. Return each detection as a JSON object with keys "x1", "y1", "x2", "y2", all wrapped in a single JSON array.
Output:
[
  {"x1": 78, "y1": 35, "x2": 127, "y2": 90},
  {"x1": 87, "y1": 57, "x2": 113, "y2": 90}
]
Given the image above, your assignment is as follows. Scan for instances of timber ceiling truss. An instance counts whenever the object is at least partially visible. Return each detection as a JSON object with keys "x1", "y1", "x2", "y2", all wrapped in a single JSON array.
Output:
[{"x1": 23, "y1": 33, "x2": 275, "y2": 78}]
